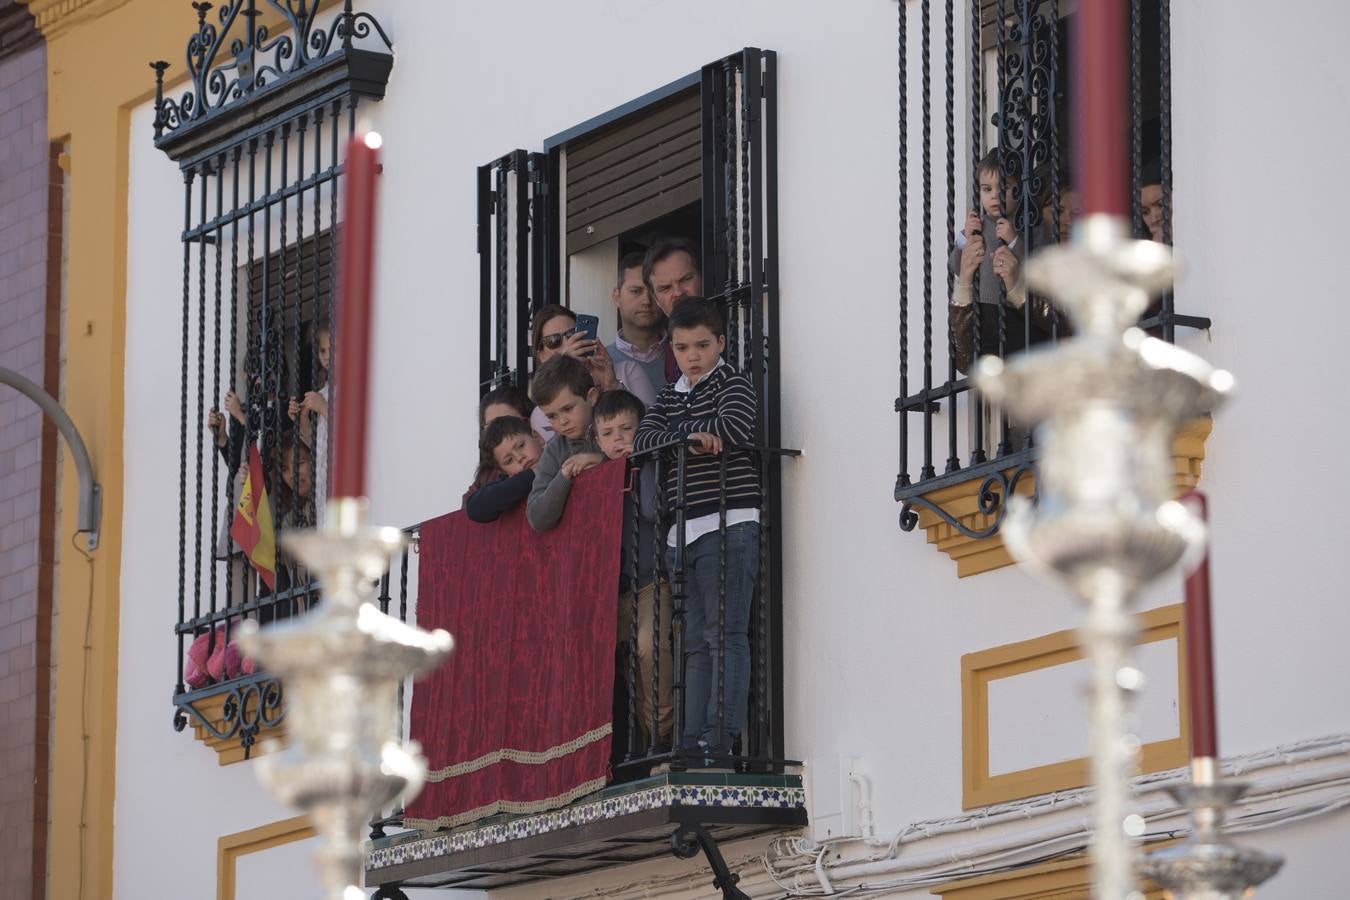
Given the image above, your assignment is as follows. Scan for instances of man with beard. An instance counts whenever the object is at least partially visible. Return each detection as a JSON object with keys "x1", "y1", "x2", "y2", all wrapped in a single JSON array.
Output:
[{"x1": 641, "y1": 238, "x2": 705, "y2": 386}]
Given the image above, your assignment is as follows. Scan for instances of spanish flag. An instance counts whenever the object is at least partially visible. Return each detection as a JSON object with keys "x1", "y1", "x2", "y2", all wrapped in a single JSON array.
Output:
[{"x1": 230, "y1": 444, "x2": 277, "y2": 590}]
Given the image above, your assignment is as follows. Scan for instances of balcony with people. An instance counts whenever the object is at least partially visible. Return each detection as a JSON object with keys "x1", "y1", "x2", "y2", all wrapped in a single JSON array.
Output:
[
  {"x1": 151, "y1": 0, "x2": 1205, "y2": 892},
  {"x1": 152, "y1": 14, "x2": 799, "y2": 893}
]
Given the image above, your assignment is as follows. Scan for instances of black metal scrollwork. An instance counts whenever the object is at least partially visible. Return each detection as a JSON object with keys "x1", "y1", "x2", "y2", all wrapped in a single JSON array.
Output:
[
  {"x1": 899, "y1": 460, "x2": 1038, "y2": 539},
  {"x1": 151, "y1": 0, "x2": 392, "y2": 141},
  {"x1": 172, "y1": 673, "x2": 286, "y2": 759},
  {"x1": 992, "y1": 0, "x2": 1056, "y2": 233}
]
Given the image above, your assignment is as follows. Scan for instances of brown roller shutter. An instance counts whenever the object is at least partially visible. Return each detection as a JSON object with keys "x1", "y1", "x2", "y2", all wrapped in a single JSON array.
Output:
[{"x1": 565, "y1": 88, "x2": 701, "y2": 254}]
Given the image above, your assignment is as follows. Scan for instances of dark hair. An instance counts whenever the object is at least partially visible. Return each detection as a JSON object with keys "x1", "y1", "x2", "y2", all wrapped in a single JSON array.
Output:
[
  {"x1": 641, "y1": 238, "x2": 701, "y2": 294},
  {"x1": 616, "y1": 251, "x2": 647, "y2": 289},
  {"x1": 667, "y1": 296, "x2": 724, "y2": 339},
  {"x1": 272, "y1": 439, "x2": 315, "y2": 524},
  {"x1": 478, "y1": 384, "x2": 534, "y2": 428},
  {"x1": 474, "y1": 415, "x2": 536, "y2": 487},
  {"x1": 530, "y1": 304, "x2": 577, "y2": 354},
  {"x1": 480, "y1": 414, "x2": 534, "y2": 455},
  {"x1": 1140, "y1": 157, "x2": 1162, "y2": 189},
  {"x1": 530, "y1": 355, "x2": 594, "y2": 407},
  {"x1": 593, "y1": 389, "x2": 646, "y2": 424},
  {"x1": 976, "y1": 148, "x2": 1005, "y2": 182}
]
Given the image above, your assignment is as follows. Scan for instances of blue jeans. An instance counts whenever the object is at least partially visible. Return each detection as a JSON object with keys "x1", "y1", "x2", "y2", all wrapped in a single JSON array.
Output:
[{"x1": 667, "y1": 521, "x2": 760, "y2": 760}]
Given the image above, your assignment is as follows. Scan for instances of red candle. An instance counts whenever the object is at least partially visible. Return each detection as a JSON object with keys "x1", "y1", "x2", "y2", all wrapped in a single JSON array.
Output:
[
  {"x1": 1182, "y1": 490, "x2": 1218, "y2": 759},
  {"x1": 1072, "y1": 0, "x2": 1129, "y2": 216},
  {"x1": 330, "y1": 131, "x2": 382, "y2": 499}
]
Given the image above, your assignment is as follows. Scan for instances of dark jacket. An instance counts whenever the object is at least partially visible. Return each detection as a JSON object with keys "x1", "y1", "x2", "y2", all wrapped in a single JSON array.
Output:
[{"x1": 465, "y1": 470, "x2": 535, "y2": 523}]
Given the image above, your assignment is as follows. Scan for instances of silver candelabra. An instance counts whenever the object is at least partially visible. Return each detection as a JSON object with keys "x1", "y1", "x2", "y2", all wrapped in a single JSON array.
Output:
[
  {"x1": 975, "y1": 215, "x2": 1234, "y2": 899},
  {"x1": 238, "y1": 498, "x2": 453, "y2": 900},
  {"x1": 1139, "y1": 758, "x2": 1283, "y2": 899}
]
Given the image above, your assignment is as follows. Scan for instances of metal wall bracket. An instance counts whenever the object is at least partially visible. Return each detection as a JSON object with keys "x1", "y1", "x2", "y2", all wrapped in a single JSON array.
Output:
[
  {"x1": 670, "y1": 823, "x2": 751, "y2": 900},
  {"x1": 0, "y1": 366, "x2": 101, "y2": 551}
]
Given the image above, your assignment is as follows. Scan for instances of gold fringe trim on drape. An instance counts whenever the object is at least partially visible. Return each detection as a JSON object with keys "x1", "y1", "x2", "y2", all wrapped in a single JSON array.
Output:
[
  {"x1": 402, "y1": 776, "x2": 611, "y2": 831},
  {"x1": 423, "y1": 722, "x2": 613, "y2": 782}
]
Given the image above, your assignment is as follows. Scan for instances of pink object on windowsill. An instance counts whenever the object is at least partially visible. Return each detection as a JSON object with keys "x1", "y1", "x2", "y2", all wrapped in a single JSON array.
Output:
[{"x1": 184, "y1": 626, "x2": 256, "y2": 689}]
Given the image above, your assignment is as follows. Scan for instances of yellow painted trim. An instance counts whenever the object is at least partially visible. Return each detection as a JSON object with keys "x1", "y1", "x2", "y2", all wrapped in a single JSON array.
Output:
[
  {"x1": 961, "y1": 605, "x2": 1190, "y2": 809},
  {"x1": 217, "y1": 816, "x2": 316, "y2": 900},
  {"x1": 915, "y1": 417, "x2": 1213, "y2": 578},
  {"x1": 24, "y1": 0, "x2": 130, "y2": 37},
  {"x1": 930, "y1": 853, "x2": 1167, "y2": 899},
  {"x1": 187, "y1": 691, "x2": 287, "y2": 766},
  {"x1": 35, "y1": 2, "x2": 320, "y2": 897}
]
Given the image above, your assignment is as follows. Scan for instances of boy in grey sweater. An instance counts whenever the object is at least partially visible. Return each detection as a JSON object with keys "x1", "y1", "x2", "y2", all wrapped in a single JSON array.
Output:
[{"x1": 526, "y1": 356, "x2": 603, "y2": 532}]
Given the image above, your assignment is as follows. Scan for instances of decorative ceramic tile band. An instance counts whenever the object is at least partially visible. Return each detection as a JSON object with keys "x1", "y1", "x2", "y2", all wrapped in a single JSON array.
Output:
[{"x1": 366, "y1": 783, "x2": 806, "y2": 871}]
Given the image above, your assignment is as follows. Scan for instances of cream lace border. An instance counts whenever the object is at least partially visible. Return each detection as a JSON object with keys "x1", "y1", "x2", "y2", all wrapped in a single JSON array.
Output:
[
  {"x1": 424, "y1": 722, "x2": 613, "y2": 782},
  {"x1": 402, "y1": 775, "x2": 610, "y2": 831}
]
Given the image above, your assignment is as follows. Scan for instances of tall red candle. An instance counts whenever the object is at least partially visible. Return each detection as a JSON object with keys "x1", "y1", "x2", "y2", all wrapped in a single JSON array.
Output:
[
  {"x1": 331, "y1": 131, "x2": 382, "y2": 499},
  {"x1": 1072, "y1": 0, "x2": 1129, "y2": 216},
  {"x1": 1182, "y1": 490, "x2": 1218, "y2": 759}
]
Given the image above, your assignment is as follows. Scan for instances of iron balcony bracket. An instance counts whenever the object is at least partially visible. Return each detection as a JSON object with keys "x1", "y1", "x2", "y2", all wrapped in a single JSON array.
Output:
[{"x1": 670, "y1": 823, "x2": 752, "y2": 900}]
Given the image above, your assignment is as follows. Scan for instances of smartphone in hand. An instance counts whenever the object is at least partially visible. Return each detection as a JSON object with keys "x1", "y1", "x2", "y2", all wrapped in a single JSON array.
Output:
[
  {"x1": 575, "y1": 313, "x2": 600, "y2": 343},
  {"x1": 574, "y1": 314, "x2": 600, "y2": 357}
]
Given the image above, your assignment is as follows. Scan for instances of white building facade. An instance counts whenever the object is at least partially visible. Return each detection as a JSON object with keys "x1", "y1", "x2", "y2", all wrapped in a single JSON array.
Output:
[{"x1": 107, "y1": 1, "x2": 1349, "y2": 897}]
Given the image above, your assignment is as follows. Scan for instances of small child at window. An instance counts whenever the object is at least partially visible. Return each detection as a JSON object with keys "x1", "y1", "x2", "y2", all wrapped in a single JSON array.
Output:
[
  {"x1": 469, "y1": 384, "x2": 537, "y2": 489},
  {"x1": 465, "y1": 416, "x2": 543, "y2": 523},
  {"x1": 949, "y1": 149, "x2": 1054, "y2": 373}
]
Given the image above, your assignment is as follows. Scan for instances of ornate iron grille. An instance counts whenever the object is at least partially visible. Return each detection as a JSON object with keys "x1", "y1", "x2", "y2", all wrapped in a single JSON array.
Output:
[
  {"x1": 150, "y1": 0, "x2": 392, "y2": 754},
  {"x1": 475, "y1": 49, "x2": 789, "y2": 773},
  {"x1": 894, "y1": 0, "x2": 1206, "y2": 541}
]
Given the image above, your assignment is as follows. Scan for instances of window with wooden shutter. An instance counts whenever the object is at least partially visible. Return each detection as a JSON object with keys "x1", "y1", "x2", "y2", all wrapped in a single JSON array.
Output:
[{"x1": 564, "y1": 88, "x2": 701, "y2": 256}]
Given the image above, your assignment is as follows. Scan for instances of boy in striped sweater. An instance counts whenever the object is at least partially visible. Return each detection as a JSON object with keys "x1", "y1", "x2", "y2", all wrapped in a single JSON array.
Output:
[{"x1": 632, "y1": 298, "x2": 760, "y2": 768}]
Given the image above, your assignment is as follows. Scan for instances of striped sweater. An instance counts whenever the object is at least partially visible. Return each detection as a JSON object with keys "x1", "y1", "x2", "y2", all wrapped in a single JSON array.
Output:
[{"x1": 632, "y1": 360, "x2": 761, "y2": 521}]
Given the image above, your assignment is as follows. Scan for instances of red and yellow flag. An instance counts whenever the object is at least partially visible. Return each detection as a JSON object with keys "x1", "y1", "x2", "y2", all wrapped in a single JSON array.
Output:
[{"x1": 230, "y1": 444, "x2": 277, "y2": 590}]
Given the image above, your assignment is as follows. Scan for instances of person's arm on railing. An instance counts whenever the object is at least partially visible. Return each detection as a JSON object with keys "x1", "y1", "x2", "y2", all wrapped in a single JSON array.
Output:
[
  {"x1": 466, "y1": 470, "x2": 534, "y2": 524},
  {"x1": 526, "y1": 441, "x2": 574, "y2": 532},
  {"x1": 632, "y1": 392, "x2": 678, "y2": 453},
  {"x1": 688, "y1": 372, "x2": 757, "y2": 447}
]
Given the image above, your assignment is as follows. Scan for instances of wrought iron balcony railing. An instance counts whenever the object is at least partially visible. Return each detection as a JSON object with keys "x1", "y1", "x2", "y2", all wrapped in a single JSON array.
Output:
[{"x1": 894, "y1": 0, "x2": 1208, "y2": 556}]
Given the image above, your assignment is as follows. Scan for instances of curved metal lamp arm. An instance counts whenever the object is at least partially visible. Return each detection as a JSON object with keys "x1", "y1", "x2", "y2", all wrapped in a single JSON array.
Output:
[{"x1": 0, "y1": 366, "x2": 101, "y2": 551}]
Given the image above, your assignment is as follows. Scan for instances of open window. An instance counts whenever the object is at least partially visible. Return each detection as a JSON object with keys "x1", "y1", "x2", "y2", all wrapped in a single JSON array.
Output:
[{"x1": 893, "y1": 1, "x2": 1206, "y2": 577}]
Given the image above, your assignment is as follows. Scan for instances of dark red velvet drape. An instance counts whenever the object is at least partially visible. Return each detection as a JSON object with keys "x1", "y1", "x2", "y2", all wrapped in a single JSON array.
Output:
[{"x1": 405, "y1": 460, "x2": 625, "y2": 829}]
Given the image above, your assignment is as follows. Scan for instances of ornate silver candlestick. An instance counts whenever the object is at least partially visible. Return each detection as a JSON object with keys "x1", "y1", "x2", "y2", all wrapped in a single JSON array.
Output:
[
  {"x1": 975, "y1": 216, "x2": 1233, "y2": 899},
  {"x1": 1139, "y1": 760, "x2": 1283, "y2": 899},
  {"x1": 238, "y1": 498, "x2": 453, "y2": 900}
]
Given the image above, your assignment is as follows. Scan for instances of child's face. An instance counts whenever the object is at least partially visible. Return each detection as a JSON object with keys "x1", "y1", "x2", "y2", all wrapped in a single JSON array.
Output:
[
  {"x1": 977, "y1": 170, "x2": 1017, "y2": 219},
  {"x1": 671, "y1": 324, "x2": 725, "y2": 385},
  {"x1": 540, "y1": 386, "x2": 597, "y2": 441},
  {"x1": 1044, "y1": 189, "x2": 1078, "y2": 244},
  {"x1": 491, "y1": 432, "x2": 543, "y2": 476},
  {"x1": 281, "y1": 450, "x2": 313, "y2": 498},
  {"x1": 595, "y1": 411, "x2": 639, "y2": 460},
  {"x1": 1140, "y1": 184, "x2": 1165, "y2": 242},
  {"x1": 316, "y1": 330, "x2": 331, "y2": 372}
]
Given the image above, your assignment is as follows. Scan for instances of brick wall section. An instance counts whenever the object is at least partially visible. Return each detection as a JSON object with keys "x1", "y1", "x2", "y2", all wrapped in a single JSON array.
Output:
[{"x1": 0, "y1": 0, "x2": 52, "y2": 896}]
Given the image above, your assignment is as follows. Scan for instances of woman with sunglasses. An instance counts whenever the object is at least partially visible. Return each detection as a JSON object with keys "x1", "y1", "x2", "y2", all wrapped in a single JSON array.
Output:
[{"x1": 528, "y1": 305, "x2": 621, "y2": 442}]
